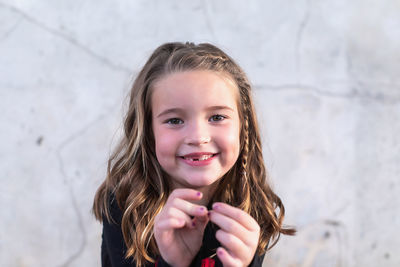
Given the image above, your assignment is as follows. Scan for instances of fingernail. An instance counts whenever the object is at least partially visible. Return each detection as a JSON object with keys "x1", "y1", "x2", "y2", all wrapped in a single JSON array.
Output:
[
  {"x1": 196, "y1": 192, "x2": 202, "y2": 197},
  {"x1": 198, "y1": 207, "x2": 205, "y2": 213},
  {"x1": 212, "y1": 203, "x2": 219, "y2": 209},
  {"x1": 217, "y1": 249, "x2": 223, "y2": 256},
  {"x1": 192, "y1": 221, "x2": 196, "y2": 227}
]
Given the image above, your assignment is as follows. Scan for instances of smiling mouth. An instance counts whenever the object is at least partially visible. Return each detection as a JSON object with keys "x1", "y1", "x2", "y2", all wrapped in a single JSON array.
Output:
[{"x1": 179, "y1": 153, "x2": 218, "y2": 162}]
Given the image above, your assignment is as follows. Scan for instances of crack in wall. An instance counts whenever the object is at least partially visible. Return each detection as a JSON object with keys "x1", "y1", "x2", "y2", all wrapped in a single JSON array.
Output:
[
  {"x1": 295, "y1": 0, "x2": 311, "y2": 81},
  {"x1": 254, "y1": 83, "x2": 400, "y2": 104},
  {"x1": 0, "y1": 15, "x2": 22, "y2": 41},
  {"x1": 265, "y1": 219, "x2": 350, "y2": 266},
  {"x1": 299, "y1": 220, "x2": 349, "y2": 267},
  {"x1": 202, "y1": 0, "x2": 217, "y2": 41},
  {"x1": 55, "y1": 112, "x2": 110, "y2": 267},
  {"x1": 56, "y1": 155, "x2": 87, "y2": 267},
  {"x1": 0, "y1": 2, "x2": 132, "y2": 75}
]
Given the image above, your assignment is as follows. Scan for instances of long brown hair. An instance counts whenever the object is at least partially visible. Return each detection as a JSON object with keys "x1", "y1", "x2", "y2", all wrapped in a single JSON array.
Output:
[{"x1": 93, "y1": 42, "x2": 295, "y2": 266}]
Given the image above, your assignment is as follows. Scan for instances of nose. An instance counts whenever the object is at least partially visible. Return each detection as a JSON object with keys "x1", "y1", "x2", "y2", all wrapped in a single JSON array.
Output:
[{"x1": 184, "y1": 120, "x2": 211, "y2": 146}]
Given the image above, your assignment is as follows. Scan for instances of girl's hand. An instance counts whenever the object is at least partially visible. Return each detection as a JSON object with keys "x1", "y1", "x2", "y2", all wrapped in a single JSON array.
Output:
[
  {"x1": 154, "y1": 189, "x2": 209, "y2": 267},
  {"x1": 209, "y1": 202, "x2": 260, "y2": 267}
]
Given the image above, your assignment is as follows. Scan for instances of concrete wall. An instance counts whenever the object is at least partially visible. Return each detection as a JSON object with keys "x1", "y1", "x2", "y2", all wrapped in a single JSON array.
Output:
[{"x1": 1, "y1": 1, "x2": 399, "y2": 266}]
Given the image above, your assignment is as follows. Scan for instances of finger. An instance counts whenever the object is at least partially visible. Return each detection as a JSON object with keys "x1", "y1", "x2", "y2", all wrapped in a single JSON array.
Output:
[
  {"x1": 163, "y1": 207, "x2": 194, "y2": 228},
  {"x1": 208, "y1": 210, "x2": 248, "y2": 244},
  {"x1": 196, "y1": 211, "x2": 210, "y2": 222},
  {"x1": 191, "y1": 211, "x2": 210, "y2": 231},
  {"x1": 216, "y1": 247, "x2": 242, "y2": 267},
  {"x1": 215, "y1": 229, "x2": 249, "y2": 259},
  {"x1": 169, "y1": 188, "x2": 204, "y2": 201},
  {"x1": 170, "y1": 197, "x2": 208, "y2": 217},
  {"x1": 156, "y1": 217, "x2": 186, "y2": 230},
  {"x1": 212, "y1": 202, "x2": 259, "y2": 232},
  {"x1": 191, "y1": 215, "x2": 209, "y2": 233}
]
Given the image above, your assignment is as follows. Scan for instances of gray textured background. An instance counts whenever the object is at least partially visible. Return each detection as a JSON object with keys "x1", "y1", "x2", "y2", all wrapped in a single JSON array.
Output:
[{"x1": 1, "y1": 1, "x2": 399, "y2": 266}]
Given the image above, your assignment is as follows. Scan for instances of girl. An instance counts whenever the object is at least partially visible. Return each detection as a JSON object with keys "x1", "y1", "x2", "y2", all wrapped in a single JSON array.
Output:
[{"x1": 93, "y1": 42, "x2": 295, "y2": 267}]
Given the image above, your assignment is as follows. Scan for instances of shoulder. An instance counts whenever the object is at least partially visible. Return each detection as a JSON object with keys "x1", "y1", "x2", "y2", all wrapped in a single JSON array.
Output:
[
  {"x1": 106, "y1": 194, "x2": 123, "y2": 224},
  {"x1": 102, "y1": 193, "x2": 125, "y2": 243},
  {"x1": 249, "y1": 253, "x2": 265, "y2": 267},
  {"x1": 101, "y1": 194, "x2": 134, "y2": 266}
]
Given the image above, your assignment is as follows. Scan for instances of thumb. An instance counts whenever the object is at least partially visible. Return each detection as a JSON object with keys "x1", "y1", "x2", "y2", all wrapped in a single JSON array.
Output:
[{"x1": 192, "y1": 214, "x2": 209, "y2": 233}]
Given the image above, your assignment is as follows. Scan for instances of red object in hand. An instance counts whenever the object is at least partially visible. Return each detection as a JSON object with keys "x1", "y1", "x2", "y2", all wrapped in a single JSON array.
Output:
[{"x1": 201, "y1": 258, "x2": 215, "y2": 267}]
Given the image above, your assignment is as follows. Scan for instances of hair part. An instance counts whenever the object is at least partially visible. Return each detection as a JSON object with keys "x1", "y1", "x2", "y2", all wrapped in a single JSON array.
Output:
[{"x1": 93, "y1": 42, "x2": 295, "y2": 266}]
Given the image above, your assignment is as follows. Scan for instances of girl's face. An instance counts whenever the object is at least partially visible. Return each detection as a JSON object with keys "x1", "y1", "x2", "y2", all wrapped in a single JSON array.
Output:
[{"x1": 152, "y1": 70, "x2": 241, "y2": 192}]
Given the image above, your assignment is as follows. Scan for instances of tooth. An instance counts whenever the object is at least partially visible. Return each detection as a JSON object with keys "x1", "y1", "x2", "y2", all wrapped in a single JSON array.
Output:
[
  {"x1": 199, "y1": 155, "x2": 211, "y2": 161},
  {"x1": 184, "y1": 155, "x2": 212, "y2": 161}
]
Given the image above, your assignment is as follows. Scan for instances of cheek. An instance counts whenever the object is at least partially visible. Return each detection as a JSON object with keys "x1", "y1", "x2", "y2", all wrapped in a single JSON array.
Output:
[
  {"x1": 219, "y1": 124, "x2": 241, "y2": 158},
  {"x1": 154, "y1": 128, "x2": 178, "y2": 158}
]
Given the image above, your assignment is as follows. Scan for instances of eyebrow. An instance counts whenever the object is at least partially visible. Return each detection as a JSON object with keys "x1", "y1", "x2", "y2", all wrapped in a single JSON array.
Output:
[
  {"x1": 156, "y1": 105, "x2": 235, "y2": 118},
  {"x1": 156, "y1": 108, "x2": 182, "y2": 118}
]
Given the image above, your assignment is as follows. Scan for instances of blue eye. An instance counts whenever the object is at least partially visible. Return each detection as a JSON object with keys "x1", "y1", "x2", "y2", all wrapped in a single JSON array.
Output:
[
  {"x1": 166, "y1": 118, "x2": 184, "y2": 125},
  {"x1": 209, "y1": 115, "x2": 226, "y2": 122}
]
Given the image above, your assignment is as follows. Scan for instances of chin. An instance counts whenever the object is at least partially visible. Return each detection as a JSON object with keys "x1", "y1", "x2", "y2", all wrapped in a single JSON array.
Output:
[{"x1": 186, "y1": 176, "x2": 220, "y2": 188}]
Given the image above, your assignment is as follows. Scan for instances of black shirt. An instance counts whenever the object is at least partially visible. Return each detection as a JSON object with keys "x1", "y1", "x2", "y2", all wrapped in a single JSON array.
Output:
[{"x1": 101, "y1": 198, "x2": 265, "y2": 267}]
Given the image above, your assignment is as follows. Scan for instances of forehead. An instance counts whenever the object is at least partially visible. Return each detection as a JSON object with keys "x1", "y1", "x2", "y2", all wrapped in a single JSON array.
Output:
[{"x1": 151, "y1": 70, "x2": 239, "y2": 112}]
